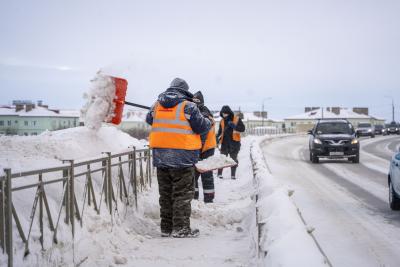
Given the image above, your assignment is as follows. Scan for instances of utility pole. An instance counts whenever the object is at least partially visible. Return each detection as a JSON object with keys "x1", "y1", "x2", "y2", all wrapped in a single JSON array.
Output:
[
  {"x1": 262, "y1": 101, "x2": 264, "y2": 127},
  {"x1": 392, "y1": 99, "x2": 395, "y2": 122},
  {"x1": 385, "y1": 96, "x2": 395, "y2": 122},
  {"x1": 262, "y1": 97, "x2": 272, "y2": 127}
]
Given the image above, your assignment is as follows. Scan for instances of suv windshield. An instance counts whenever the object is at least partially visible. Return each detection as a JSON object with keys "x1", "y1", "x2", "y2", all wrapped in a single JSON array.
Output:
[
  {"x1": 358, "y1": 123, "x2": 371, "y2": 128},
  {"x1": 375, "y1": 125, "x2": 383, "y2": 129},
  {"x1": 315, "y1": 122, "x2": 353, "y2": 135}
]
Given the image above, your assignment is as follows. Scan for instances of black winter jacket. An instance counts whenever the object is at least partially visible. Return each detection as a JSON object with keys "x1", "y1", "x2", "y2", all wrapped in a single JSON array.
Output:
[{"x1": 216, "y1": 105, "x2": 245, "y2": 152}]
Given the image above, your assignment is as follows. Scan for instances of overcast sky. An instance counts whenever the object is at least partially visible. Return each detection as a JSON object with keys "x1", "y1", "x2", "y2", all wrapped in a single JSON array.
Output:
[{"x1": 1, "y1": 0, "x2": 399, "y2": 121}]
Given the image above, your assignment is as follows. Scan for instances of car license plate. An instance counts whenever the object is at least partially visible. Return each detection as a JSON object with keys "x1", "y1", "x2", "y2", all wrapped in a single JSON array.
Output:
[{"x1": 330, "y1": 152, "x2": 344, "y2": 156}]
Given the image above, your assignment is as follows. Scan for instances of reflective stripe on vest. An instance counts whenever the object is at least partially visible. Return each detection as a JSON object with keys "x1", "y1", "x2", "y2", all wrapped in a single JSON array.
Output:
[
  {"x1": 149, "y1": 101, "x2": 202, "y2": 150},
  {"x1": 203, "y1": 189, "x2": 215, "y2": 194},
  {"x1": 202, "y1": 123, "x2": 217, "y2": 153},
  {"x1": 219, "y1": 115, "x2": 241, "y2": 144}
]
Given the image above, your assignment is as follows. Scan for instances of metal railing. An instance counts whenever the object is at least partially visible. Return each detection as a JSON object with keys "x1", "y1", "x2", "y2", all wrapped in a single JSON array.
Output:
[
  {"x1": 245, "y1": 127, "x2": 295, "y2": 136},
  {"x1": 0, "y1": 147, "x2": 152, "y2": 267}
]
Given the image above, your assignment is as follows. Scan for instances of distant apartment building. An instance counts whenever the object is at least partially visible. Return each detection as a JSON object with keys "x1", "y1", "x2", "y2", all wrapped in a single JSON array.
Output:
[
  {"x1": 0, "y1": 100, "x2": 80, "y2": 136},
  {"x1": 284, "y1": 107, "x2": 386, "y2": 133}
]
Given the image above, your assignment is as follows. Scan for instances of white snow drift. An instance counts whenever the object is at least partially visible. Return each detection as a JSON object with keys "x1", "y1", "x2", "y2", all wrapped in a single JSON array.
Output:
[{"x1": 81, "y1": 72, "x2": 117, "y2": 131}]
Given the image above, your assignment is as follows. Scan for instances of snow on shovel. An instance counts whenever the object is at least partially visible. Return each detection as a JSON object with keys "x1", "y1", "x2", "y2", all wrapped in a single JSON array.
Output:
[
  {"x1": 195, "y1": 154, "x2": 237, "y2": 173},
  {"x1": 81, "y1": 72, "x2": 150, "y2": 131}
]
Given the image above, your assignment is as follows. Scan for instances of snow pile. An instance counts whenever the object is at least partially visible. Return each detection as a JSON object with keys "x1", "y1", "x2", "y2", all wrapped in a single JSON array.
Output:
[
  {"x1": 0, "y1": 126, "x2": 145, "y2": 172},
  {"x1": 250, "y1": 137, "x2": 328, "y2": 267},
  {"x1": 1, "y1": 132, "x2": 256, "y2": 266},
  {"x1": 81, "y1": 72, "x2": 116, "y2": 131},
  {"x1": 195, "y1": 154, "x2": 237, "y2": 172}
]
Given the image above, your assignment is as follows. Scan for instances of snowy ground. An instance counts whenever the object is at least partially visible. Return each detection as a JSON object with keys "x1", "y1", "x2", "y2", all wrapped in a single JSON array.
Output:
[
  {"x1": 0, "y1": 126, "x2": 258, "y2": 266},
  {"x1": 2, "y1": 126, "x2": 352, "y2": 267},
  {"x1": 261, "y1": 134, "x2": 400, "y2": 267}
]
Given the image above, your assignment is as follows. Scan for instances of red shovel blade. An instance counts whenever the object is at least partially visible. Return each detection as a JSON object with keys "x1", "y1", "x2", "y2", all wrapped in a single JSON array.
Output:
[{"x1": 110, "y1": 76, "x2": 128, "y2": 125}]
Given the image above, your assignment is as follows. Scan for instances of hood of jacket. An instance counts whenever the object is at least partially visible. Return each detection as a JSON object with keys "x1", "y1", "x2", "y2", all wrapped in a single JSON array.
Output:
[
  {"x1": 220, "y1": 105, "x2": 234, "y2": 120},
  {"x1": 157, "y1": 88, "x2": 194, "y2": 108},
  {"x1": 193, "y1": 91, "x2": 204, "y2": 106}
]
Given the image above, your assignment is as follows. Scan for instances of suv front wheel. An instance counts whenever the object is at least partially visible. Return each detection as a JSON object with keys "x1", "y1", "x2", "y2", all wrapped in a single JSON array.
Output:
[
  {"x1": 311, "y1": 152, "x2": 319, "y2": 164},
  {"x1": 352, "y1": 153, "x2": 360, "y2": 163}
]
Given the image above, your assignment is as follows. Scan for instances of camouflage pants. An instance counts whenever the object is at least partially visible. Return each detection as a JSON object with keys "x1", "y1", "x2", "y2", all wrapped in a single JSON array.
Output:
[{"x1": 157, "y1": 166, "x2": 195, "y2": 233}]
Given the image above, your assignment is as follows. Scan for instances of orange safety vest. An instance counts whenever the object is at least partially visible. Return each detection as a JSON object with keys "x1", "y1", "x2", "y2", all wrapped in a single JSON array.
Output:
[
  {"x1": 202, "y1": 117, "x2": 217, "y2": 152},
  {"x1": 149, "y1": 101, "x2": 202, "y2": 150},
  {"x1": 219, "y1": 115, "x2": 241, "y2": 144}
]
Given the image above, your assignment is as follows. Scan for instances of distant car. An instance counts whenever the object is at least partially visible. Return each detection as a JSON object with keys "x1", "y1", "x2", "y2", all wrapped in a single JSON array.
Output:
[
  {"x1": 388, "y1": 150, "x2": 400, "y2": 210},
  {"x1": 308, "y1": 119, "x2": 360, "y2": 164},
  {"x1": 356, "y1": 123, "x2": 375, "y2": 138},
  {"x1": 386, "y1": 121, "x2": 400, "y2": 135},
  {"x1": 382, "y1": 126, "x2": 388, "y2": 136},
  {"x1": 374, "y1": 124, "x2": 385, "y2": 135}
]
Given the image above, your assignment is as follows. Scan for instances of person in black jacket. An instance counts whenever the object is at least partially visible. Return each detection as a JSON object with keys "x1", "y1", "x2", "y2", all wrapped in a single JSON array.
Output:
[
  {"x1": 193, "y1": 91, "x2": 217, "y2": 203},
  {"x1": 216, "y1": 105, "x2": 245, "y2": 179}
]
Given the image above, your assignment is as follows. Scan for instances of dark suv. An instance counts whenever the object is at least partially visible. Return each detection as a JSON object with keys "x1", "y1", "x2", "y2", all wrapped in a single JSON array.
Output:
[
  {"x1": 308, "y1": 119, "x2": 360, "y2": 164},
  {"x1": 387, "y1": 121, "x2": 400, "y2": 135}
]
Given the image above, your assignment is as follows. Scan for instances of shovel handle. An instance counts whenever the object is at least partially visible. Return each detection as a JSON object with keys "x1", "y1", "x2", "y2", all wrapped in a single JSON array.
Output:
[{"x1": 124, "y1": 101, "x2": 150, "y2": 110}]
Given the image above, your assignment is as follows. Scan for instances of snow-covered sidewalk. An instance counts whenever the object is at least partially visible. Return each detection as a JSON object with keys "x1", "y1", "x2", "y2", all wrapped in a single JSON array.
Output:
[{"x1": 0, "y1": 127, "x2": 257, "y2": 266}]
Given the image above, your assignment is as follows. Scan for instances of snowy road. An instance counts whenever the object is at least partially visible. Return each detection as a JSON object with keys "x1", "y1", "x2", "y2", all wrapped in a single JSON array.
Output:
[{"x1": 261, "y1": 135, "x2": 400, "y2": 267}]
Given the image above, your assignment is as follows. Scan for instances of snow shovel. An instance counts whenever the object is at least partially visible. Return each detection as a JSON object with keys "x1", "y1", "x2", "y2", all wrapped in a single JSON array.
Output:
[
  {"x1": 195, "y1": 154, "x2": 237, "y2": 173},
  {"x1": 108, "y1": 76, "x2": 150, "y2": 125}
]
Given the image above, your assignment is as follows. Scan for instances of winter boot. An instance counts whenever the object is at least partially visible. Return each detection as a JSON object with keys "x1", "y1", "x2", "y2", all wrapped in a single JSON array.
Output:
[
  {"x1": 204, "y1": 193, "x2": 214, "y2": 203},
  {"x1": 231, "y1": 176, "x2": 236, "y2": 180},
  {"x1": 161, "y1": 231, "x2": 171, "y2": 237},
  {"x1": 171, "y1": 227, "x2": 200, "y2": 238},
  {"x1": 218, "y1": 175, "x2": 223, "y2": 179}
]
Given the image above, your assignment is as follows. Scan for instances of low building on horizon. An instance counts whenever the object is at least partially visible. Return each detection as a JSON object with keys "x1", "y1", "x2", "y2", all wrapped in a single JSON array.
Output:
[
  {"x1": 284, "y1": 107, "x2": 386, "y2": 133},
  {"x1": 0, "y1": 101, "x2": 80, "y2": 136}
]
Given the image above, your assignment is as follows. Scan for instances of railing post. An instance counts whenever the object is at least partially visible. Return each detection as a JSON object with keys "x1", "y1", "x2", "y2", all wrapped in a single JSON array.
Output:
[
  {"x1": 104, "y1": 152, "x2": 112, "y2": 215},
  {"x1": 0, "y1": 174, "x2": 5, "y2": 253},
  {"x1": 63, "y1": 168, "x2": 69, "y2": 225},
  {"x1": 147, "y1": 148, "x2": 152, "y2": 186},
  {"x1": 69, "y1": 161, "x2": 75, "y2": 238},
  {"x1": 63, "y1": 160, "x2": 75, "y2": 237},
  {"x1": 133, "y1": 147, "x2": 137, "y2": 209},
  {"x1": 38, "y1": 173, "x2": 44, "y2": 250},
  {"x1": 4, "y1": 168, "x2": 13, "y2": 267}
]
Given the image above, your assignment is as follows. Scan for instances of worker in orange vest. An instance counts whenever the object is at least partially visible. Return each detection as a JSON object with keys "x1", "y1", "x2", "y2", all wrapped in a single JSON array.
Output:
[
  {"x1": 217, "y1": 105, "x2": 245, "y2": 179},
  {"x1": 193, "y1": 91, "x2": 217, "y2": 203},
  {"x1": 146, "y1": 78, "x2": 211, "y2": 238}
]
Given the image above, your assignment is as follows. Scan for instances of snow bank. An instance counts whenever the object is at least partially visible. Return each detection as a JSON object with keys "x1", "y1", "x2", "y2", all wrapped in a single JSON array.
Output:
[
  {"x1": 250, "y1": 137, "x2": 328, "y2": 267},
  {"x1": 81, "y1": 72, "x2": 116, "y2": 131},
  {"x1": 0, "y1": 126, "x2": 145, "y2": 172},
  {"x1": 0, "y1": 126, "x2": 148, "y2": 266}
]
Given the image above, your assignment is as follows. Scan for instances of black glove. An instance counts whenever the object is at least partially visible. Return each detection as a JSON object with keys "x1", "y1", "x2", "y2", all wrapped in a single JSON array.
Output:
[{"x1": 227, "y1": 121, "x2": 236, "y2": 129}]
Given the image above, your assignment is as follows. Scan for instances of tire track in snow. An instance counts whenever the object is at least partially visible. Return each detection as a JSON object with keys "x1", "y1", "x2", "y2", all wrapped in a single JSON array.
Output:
[{"x1": 362, "y1": 136, "x2": 400, "y2": 161}]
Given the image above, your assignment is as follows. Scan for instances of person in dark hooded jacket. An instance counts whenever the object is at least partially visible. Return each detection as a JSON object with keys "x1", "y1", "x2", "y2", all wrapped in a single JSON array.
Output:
[
  {"x1": 216, "y1": 105, "x2": 245, "y2": 179},
  {"x1": 192, "y1": 91, "x2": 217, "y2": 203},
  {"x1": 146, "y1": 78, "x2": 211, "y2": 238}
]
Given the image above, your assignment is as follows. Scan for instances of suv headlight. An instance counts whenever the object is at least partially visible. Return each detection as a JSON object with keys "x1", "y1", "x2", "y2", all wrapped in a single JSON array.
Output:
[
  {"x1": 314, "y1": 138, "x2": 322, "y2": 145},
  {"x1": 351, "y1": 138, "x2": 358, "y2": 145},
  {"x1": 368, "y1": 129, "x2": 372, "y2": 132}
]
